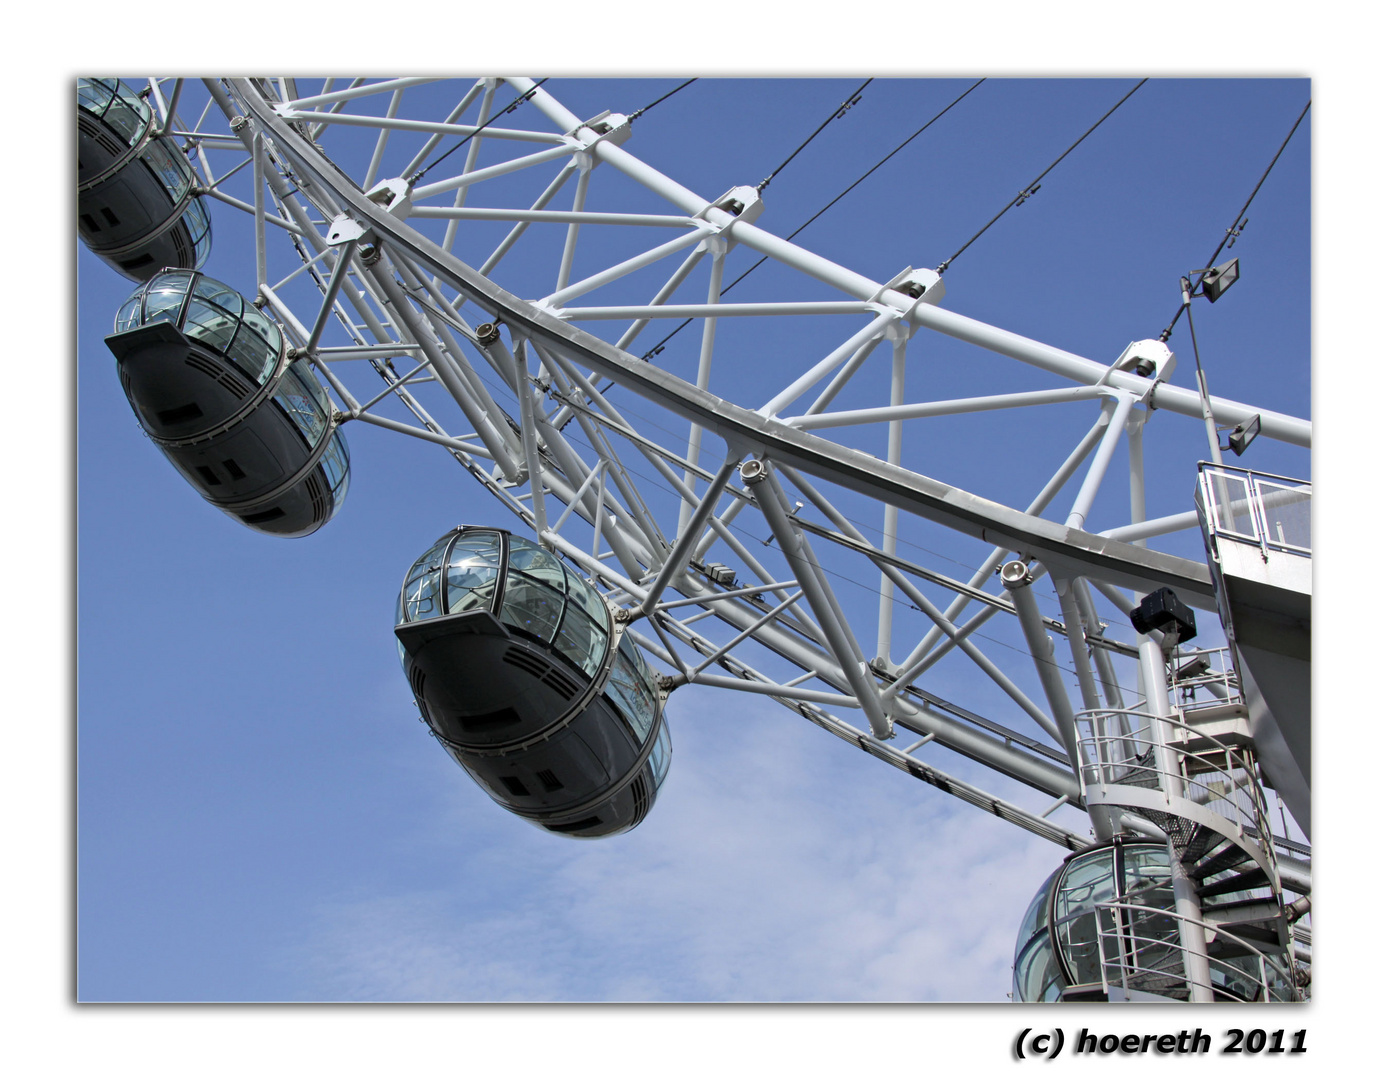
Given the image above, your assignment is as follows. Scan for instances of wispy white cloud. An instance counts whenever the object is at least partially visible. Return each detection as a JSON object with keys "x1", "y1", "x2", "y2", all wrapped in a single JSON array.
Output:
[{"x1": 291, "y1": 686, "x2": 1072, "y2": 1001}]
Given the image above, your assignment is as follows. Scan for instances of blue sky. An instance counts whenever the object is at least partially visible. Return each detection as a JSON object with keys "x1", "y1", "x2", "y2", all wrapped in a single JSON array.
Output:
[{"x1": 73, "y1": 74, "x2": 1315, "y2": 1011}]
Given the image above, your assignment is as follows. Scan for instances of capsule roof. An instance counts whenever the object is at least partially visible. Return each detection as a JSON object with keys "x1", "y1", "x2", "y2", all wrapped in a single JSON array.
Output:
[
  {"x1": 397, "y1": 529, "x2": 613, "y2": 683},
  {"x1": 115, "y1": 269, "x2": 284, "y2": 386},
  {"x1": 78, "y1": 78, "x2": 153, "y2": 146}
]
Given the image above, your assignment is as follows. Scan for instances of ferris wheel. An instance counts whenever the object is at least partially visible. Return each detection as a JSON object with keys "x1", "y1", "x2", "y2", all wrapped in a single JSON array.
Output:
[{"x1": 78, "y1": 76, "x2": 1312, "y2": 1003}]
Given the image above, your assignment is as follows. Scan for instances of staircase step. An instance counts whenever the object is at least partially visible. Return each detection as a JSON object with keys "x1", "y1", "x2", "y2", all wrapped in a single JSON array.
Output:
[
  {"x1": 1192, "y1": 840, "x2": 1249, "y2": 880},
  {"x1": 1197, "y1": 867, "x2": 1271, "y2": 900},
  {"x1": 1202, "y1": 899, "x2": 1284, "y2": 935}
]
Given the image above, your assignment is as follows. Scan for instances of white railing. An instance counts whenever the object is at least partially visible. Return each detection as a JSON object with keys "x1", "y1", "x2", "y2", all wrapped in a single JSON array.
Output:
[
  {"x1": 1168, "y1": 645, "x2": 1243, "y2": 709},
  {"x1": 1197, "y1": 463, "x2": 1311, "y2": 559},
  {"x1": 1075, "y1": 708, "x2": 1273, "y2": 861},
  {"x1": 1094, "y1": 900, "x2": 1298, "y2": 1002}
]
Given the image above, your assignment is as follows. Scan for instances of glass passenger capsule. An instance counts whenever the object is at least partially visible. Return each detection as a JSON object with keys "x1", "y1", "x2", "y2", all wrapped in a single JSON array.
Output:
[
  {"x1": 104, "y1": 270, "x2": 350, "y2": 537},
  {"x1": 1012, "y1": 840, "x2": 1295, "y2": 1003},
  {"x1": 78, "y1": 78, "x2": 212, "y2": 280},
  {"x1": 395, "y1": 528, "x2": 672, "y2": 838}
]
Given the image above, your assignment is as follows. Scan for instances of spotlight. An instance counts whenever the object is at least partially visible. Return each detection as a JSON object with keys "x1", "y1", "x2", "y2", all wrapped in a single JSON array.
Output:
[
  {"x1": 1225, "y1": 413, "x2": 1261, "y2": 457},
  {"x1": 1201, "y1": 257, "x2": 1240, "y2": 303}
]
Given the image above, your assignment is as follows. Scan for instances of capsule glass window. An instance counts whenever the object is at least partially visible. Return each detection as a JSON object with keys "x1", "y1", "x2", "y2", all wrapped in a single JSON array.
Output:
[
  {"x1": 402, "y1": 533, "x2": 453, "y2": 622},
  {"x1": 1052, "y1": 849, "x2": 1114, "y2": 985},
  {"x1": 649, "y1": 722, "x2": 672, "y2": 786},
  {"x1": 607, "y1": 635, "x2": 658, "y2": 740},
  {"x1": 551, "y1": 603, "x2": 607, "y2": 678},
  {"x1": 141, "y1": 138, "x2": 194, "y2": 202},
  {"x1": 184, "y1": 199, "x2": 213, "y2": 266},
  {"x1": 320, "y1": 431, "x2": 351, "y2": 512},
  {"x1": 273, "y1": 361, "x2": 330, "y2": 445},
  {"x1": 564, "y1": 563, "x2": 610, "y2": 627},
  {"x1": 500, "y1": 538, "x2": 567, "y2": 644},
  {"x1": 141, "y1": 271, "x2": 194, "y2": 326},
  {"x1": 183, "y1": 281, "x2": 242, "y2": 354},
  {"x1": 444, "y1": 533, "x2": 502, "y2": 615},
  {"x1": 79, "y1": 78, "x2": 150, "y2": 145}
]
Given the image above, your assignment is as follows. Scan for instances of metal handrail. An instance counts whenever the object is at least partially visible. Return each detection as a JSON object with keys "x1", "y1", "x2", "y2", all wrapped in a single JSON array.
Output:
[
  {"x1": 1196, "y1": 462, "x2": 1311, "y2": 559},
  {"x1": 1168, "y1": 645, "x2": 1243, "y2": 708},
  {"x1": 1094, "y1": 899, "x2": 1297, "y2": 1002},
  {"x1": 1074, "y1": 707, "x2": 1275, "y2": 865}
]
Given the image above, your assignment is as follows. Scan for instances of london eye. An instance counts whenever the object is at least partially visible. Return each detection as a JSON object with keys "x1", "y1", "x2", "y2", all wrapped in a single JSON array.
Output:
[{"x1": 78, "y1": 76, "x2": 1311, "y2": 1004}]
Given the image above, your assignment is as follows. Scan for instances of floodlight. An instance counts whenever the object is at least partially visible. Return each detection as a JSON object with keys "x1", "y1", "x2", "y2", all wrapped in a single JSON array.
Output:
[
  {"x1": 1226, "y1": 413, "x2": 1262, "y2": 456},
  {"x1": 1201, "y1": 257, "x2": 1240, "y2": 302}
]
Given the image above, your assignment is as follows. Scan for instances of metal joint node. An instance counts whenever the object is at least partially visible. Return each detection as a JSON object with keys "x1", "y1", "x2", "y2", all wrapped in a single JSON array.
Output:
[
  {"x1": 229, "y1": 114, "x2": 249, "y2": 132},
  {"x1": 999, "y1": 560, "x2": 1033, "y2": 589},
  {"x1": 738, "y1": 459, "x2": 769, "y2": 485},
  {"x1": 475, "y1": 322, "x2": 502, "y2": 346}
]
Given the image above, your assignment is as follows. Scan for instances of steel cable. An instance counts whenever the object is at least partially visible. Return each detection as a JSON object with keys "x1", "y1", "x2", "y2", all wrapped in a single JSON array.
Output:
[
  {"x1": 627, "y1": 79, "x2": 985, "y2": 369},
  {"x1": 935, "y1": 78, "x2": 1148, "y2": 274}
]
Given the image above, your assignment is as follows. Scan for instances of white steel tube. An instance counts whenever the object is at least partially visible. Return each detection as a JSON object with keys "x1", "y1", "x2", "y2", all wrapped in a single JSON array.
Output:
[
  {"x1": 513, "y1": 343, "x2": 550, "y2": 541},
  {"x1": 677, "y1": 243, "x2": 726, "y2": 536},
  {"x1": 478, "y1": 160, "x2": 577, "y2": 276},
  {"x1": 1066, "y1": 394, "x2": 1136, "y2": 531},
  {"x1": 562, "y1": 301, "x2": 871, "y2": 320},
  {"x1": 747, "y1": 463, "x2": 892, "y2": 739},
  {"x1": 790, "y1": 385, "x2": 1109, "y2": 430},
  {"x1": 759, "y1": 309, "x2": 899, "y2": 417},
  {"x1": 876, "y1": 337, "x2": 907, "y2": 664},
  {"x1": 401, "y1": 81, "x2": 488, "y2": 177},
  {"x1": 541, "y1": 228, "x2": 712, "y2": 308},
  {"x1": 413, "y1": 144, "x2": 575, "y2": 200},
  {"x1": 555, "y1": 163, "x2": 592, "y2": 292},
  {"x1": 614, "y1": 245, "x2": 707, "y2": 352},
  {"x1": 636, "y1": 454, "x2": 742, "y2": 617},
  {"x1": 804, "y1": 337, "x2": 883, "y2": 416},
  {"x1": 412, "y1": 207, "x2": 692, "y2": 227},
  {"x1": 292, "y1": 113, "x2": 562, "y2": 145},
  {"x1": 286, "y1": 77, "x2": 438, "y2": 110},
  {"x1": 439, "y1": 81, "x2": 496, "y2": 262}
]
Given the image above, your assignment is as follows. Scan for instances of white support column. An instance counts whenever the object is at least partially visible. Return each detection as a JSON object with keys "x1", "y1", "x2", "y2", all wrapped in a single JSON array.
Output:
[
  {"x1": 1066, "y1": 393, "x2": 1136, "y2": 531},
  {"x1": 252, "y1": 132, "x2": 267, "y2": 289},
  {"x1": 362, "y1": 88, "x2": 403, "y2": 189},
  {"x1": 512, "y1": 341, "x2": 549, "y2": 542},
  {"x1": 615, "y1": 244, "x2": 707, "y2": 352},
  {"x1": 555, "y1": 155, "x2": 593, "y2": 292},
  {"x1": 804, "y1": 336, "x2": 884, "y2": 416},
  {"x1": 677, "y1": 238, "x2": 727, "y2": 537},
  {"x1": 1136, "y1": 635, "x2": 1215, "y2": 1002},
  {"x1": 743, "y1": 460, "x2": 893, "y2": 740},
  {"x1": 305, "y1": 246, "x2": 356, "y2": 354},
  {"x1": 999, "y1": 561, "x2": 1112, "y2": 840},
  {"x1": 876, "y1": 332, "x2": 907, "y2": 665},
  {"x1": 759, "y1": 309, "x2": 898, "y2": 417},
  {"x1": 365, "y1": 258, "x2": 519, "y2": 481},
  {"x1": 478, "y1": 159, "x2": 576, "y2": 276},
  {"x1": 636, "y1": 451, "x2": 742, "y2": 618}
]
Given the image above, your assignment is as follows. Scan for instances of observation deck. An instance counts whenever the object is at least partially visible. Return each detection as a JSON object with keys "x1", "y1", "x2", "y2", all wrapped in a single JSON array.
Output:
[{"x1": 1196, "y1": 463, "x2": 1310, "y2": 833}]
